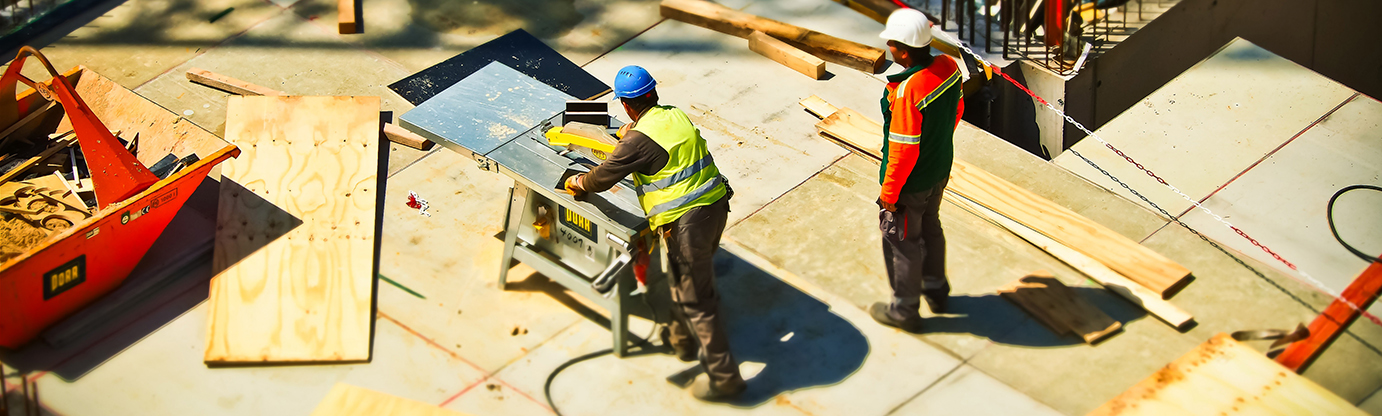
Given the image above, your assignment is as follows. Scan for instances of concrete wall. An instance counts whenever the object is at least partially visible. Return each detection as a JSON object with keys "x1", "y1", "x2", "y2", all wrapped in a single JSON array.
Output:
[{"x1": 1061, "y1": 0, "x2": 1382, "y2": 149}]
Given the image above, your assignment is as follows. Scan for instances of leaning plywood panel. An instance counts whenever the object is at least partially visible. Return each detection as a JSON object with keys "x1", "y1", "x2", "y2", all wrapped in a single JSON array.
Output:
[
  {"x1": 309, "y1": 384, "x2": 474, "y2": 416},
  {"x1": 1089, "y1": 333, "x2": 1367, "y2": 416},
  {"x1": 206, "y1": 96, "x2": 381, "y2": 364}
]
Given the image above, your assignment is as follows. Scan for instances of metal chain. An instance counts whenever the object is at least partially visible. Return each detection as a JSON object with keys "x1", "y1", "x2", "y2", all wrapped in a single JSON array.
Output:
[{"x1": 945, "y1": 40, "x2": 1382, "y2": 327}]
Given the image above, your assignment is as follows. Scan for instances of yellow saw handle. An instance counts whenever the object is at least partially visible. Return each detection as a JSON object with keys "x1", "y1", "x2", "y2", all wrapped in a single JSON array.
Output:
[{"x1": 545, "y1": 126, "x2": 616, "y2": 154}]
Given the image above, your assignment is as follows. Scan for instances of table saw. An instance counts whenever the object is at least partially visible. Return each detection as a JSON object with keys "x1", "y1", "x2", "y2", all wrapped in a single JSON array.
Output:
[{"x1": 398, "y1": 61, "x2": 668, "y2": 357}]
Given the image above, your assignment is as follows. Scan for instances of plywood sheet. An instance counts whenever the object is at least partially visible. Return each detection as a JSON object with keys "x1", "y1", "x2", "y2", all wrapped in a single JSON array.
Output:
[
  {"x1": 206, "y1": 96, "x2": 381, "y2": 364},
  {"x1": 309, "y1": 384, "x2": 472, "y2": 416},
  {"x1": 1090, "y1": 333, "x2": 1366, "y2": 416}
]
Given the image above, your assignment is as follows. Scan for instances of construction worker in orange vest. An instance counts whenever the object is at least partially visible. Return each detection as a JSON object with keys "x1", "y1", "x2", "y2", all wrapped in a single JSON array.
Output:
[{"x1": 871, "y1": 9, "x2": 966, "y2": 332}]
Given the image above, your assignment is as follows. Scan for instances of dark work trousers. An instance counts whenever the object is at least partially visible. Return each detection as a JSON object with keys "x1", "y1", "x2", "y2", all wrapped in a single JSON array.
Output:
[
  {"x1": 664, "y1": 195, "x2": 745, "y2": 392},
  {"x1": 881, "y1": 178, "x2": 950, "y2": 319}
]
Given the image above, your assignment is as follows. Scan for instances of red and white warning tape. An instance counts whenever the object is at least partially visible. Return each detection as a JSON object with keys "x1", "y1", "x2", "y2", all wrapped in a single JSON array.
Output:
[{"x1": 945, "y1": 38, "x2": 1382, "y2": 327}]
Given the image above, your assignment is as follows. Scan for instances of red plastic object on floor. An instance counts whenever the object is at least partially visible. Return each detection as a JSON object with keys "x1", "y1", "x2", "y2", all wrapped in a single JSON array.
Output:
[{"x1": 0, "y1": 47, "x2": 240, "y2": 349}]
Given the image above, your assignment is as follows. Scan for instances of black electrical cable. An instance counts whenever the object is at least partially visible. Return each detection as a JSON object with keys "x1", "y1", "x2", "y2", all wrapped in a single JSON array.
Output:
[
  {"x1": 1326, "y1": 185, "x2": 1382, "y2": 264},
  {"x1": 544, "y1": 290, "x2": 665, "y2": 416}
]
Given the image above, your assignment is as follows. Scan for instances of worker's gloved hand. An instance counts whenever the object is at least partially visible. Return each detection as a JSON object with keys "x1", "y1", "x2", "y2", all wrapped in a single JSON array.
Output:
[
  {"x1": 877, "y1": 197, "x2": 898, "y2": 212},
  {"x1": 616, "y1": 123, "x2": 632, "y2": 139},
  {"x1": 565, "y1": 174, "x2": 589, "y2": 201}
]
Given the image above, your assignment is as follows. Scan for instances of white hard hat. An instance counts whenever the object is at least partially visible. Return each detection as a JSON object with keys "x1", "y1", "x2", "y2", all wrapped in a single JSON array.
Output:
[{"x1": 879, "y1": 9, "x2": 933, "y2": 48}]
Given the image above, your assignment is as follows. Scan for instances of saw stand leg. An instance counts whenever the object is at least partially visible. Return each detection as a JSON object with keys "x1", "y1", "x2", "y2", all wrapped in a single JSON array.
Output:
[{"x1": 497, "y1": 184, "x2": 527, "y2": 290}]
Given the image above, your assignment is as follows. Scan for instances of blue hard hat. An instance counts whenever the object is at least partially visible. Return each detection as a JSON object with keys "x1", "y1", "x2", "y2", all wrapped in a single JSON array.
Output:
[{"x1": 614, "y1": 65, "x2": 656, "y2": 99}]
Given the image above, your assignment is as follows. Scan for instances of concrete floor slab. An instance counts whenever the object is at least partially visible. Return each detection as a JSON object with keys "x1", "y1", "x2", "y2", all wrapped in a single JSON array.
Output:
[
  {"x1": 7, "y1": 0, "x2": 288, "y2": 89},
  {"x1": 889, "y1": 364, "x2": 1063, "y2": 416},
  {"x1": 1052, "y1": 38, "x2": 1358, "y2": 217},
  {"x1": 1178, "y1": 94, "x2": 1382, "y2": 316},
  {"x1": 31, "y1": 295, "x2": 485, "y2": 416},
  {"x1": 287, "y1": 0, "x2": 663, "y2": 71},
  {"x1": 1360, "y1": 389, "x2": 1382, "y2": 415},
  {"x1": 372, "y1": 149, "x2": 587, "y2": 373}
]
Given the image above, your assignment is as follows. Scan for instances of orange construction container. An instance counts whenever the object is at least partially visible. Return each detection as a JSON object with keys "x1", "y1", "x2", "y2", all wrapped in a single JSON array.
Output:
[{"x1": 0, "y1": 48, "x2": 239, "y2": 348}]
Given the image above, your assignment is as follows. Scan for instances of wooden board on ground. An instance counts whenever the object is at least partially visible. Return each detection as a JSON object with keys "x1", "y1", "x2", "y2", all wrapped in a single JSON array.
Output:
[
  {"x1": 804, "y1": 98, "x2": 1193, "y2": 298},
  {"x1": 660, "y1": 0, "x2": 886, "y2": 73},
  {"x1": 951, "y1": 195, "x2": 1194, "y2": 329},
  {"x1": 382, "y1": 122, "x2": 435, "y2": 151},
  {"x1": 798, "y1": 95, "x2": 838, "y2": 119},
  {"x1": 309, "y1": 384, "x2": 473, "y2": 416},
  {"x1": 186, "y1": 68, "x2": 282, "y2": 97},
  {"x1": 338, "y1": 0, "x2": 358, "y2": 34},
  {"x1": 206, "y1": 96, "x2": 381, "y2": 364},
  {"x1": 748, "y1": 31, "x2": 826, "y2": 80},
  {"x1": 1090, "y1": 333, "x2": 1367, "y2": 415},
  {"x1": 999, "y1": 271, "x2": 1121, "y2": 344}
]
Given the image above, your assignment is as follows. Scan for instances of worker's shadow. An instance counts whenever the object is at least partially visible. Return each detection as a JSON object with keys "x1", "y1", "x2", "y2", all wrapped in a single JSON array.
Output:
[
  {"x1": 919, "y1": 287, "x2": 1150, "y2": 347},
  {"x1": 711, "y1": 253, "x2": 870, "y2": 406}
]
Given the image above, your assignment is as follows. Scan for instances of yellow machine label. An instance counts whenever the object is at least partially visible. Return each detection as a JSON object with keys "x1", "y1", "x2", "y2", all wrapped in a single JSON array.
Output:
[
  {"x1": 558, "y1": 206, "x2": 597, "y2": 242},
  {"x1": 44, "y1": 255, "x2": 86, "y2": 300}
]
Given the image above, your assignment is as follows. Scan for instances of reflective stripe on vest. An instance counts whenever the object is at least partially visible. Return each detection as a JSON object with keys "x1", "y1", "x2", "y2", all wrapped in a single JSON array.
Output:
[
  {"x1": 635, "y1": 152, "x2": 715, "y2": 196},
  {"x1": 647, "y1": 174, "x2": 725, "y2": 218}
]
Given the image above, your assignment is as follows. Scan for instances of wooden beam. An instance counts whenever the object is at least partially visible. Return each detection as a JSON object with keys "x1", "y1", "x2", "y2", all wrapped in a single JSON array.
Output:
[
  {"x1": 338, "y1": 0, "x2": 358, "y2": 34},
  {"x1": 798, "y1": 95, "x2": 838, "y2": 119},
  {"x1": 206, "y1": 96, "x2": 380, "y2": 364},
  {"x1": 952, "y1": 194, "x2": 1194, "y2": 329},
  {"x1": 186, "y1": 68, "x2": 433, "y2": 150},
  {"x1": 748, "y1": 31, "x2": 827, "y2": 80},
  {"x1": 1275, "y1": 260, "x2": 1382, "y2": 373},
  {"x1": 831, "y1": 0, "x2": 903, "y2": 24},
  {"x1": 186, "y1": 68, "x2": 282, "y2": 97},
  {"x1": 1091, "y1": 334, "x2": 1367, "y2": 416},
  {"x1": 382, "y1": 122, "x2": 435, "y2": 151},
  {"x1": 999, "y1": 271, "x2": 1122, "y2": 344},
  {"x1": 660, "y1": 0, "x2": 886, "y2": 73},
  {"x1": 810, "y1": 103, "x2": 1193, "y2": 298}
]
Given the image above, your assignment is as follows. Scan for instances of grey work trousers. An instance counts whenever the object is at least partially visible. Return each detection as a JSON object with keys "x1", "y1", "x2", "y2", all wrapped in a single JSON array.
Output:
[
  {"x1": 881, "y1": 178, "x2": 950, "y2": 318},
  {"x1": 663, "y1": 195, "x2": 745, "y2": 391}
]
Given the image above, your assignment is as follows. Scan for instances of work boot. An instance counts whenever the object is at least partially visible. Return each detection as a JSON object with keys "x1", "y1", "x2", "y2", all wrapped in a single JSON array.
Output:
[
  {"x1": 924, "y1": 292, "x2": 948, "y2": 314},
  {"x1": 869, "y1": 302, "x2": 922, "y2": 333},
  {"x1": 691, "y1": 376, "x2": 745, "y2": 403}
]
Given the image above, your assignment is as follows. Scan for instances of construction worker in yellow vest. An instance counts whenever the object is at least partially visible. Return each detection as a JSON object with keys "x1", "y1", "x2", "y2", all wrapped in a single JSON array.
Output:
[{"x1": 564, "y1": 65, "x2": 745, "y2": 402}]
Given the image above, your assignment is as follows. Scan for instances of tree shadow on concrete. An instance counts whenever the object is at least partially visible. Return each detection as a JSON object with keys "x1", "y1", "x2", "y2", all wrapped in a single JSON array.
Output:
[
  {"x1": 920, "y1": 285, "x2": 1149, "y2": 347},
  {"x1": 711, "y1": 252, "x2": 870, "y2": 407}
]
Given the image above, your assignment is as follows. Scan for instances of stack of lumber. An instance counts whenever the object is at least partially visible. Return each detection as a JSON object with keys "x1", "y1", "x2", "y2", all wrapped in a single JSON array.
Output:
[
  {"x1": 310, "y1": 384, "x2": 475, "y2": 416},
  {"x1": 999, "y1": 271, "x2": 1121, "y2": 344},
  {"x1": 800, "y1": 96, "x2": 1196, "y2": 331},
  {"x1": 1090, "y1": 333, "x2": 1367, "y2": 415},
  {"x1": 660, "y1": 0, "x2": 886, "y2": 77},
  {"x1": 205, "y1": 96, "x2": 381, "y2": 364},
  {"x1": 186, "y1": 68, "x2": 434, "y2": 150}
]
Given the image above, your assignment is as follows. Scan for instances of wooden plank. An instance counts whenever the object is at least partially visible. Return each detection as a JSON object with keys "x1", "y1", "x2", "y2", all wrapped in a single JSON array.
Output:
[
  {"x1": 951, "y1": 194, "x2": 1194, "y2": 329},
  {"x1": 185, "y1": 68, "x2": 282, "y2": 97},
  {"x1": 382, "y1": 122, "x2": 435, "y2": 151},
  {"x1": 309, "y1": 384, "x2": 474, "y2": 416},
  {"x1": 1091, "y1": 333, "x2": 1368, "y2": 416},
  {"x1": 831, "y1": 0, "x2": 900, "y2": 24},
  {"x1": 999, "y1": 271, "x2": 1121, "y2": 344},
  {"x1": 338, "y1": 0, "x2": 358, "y2": 34},
  {"x1": 660, "y1": 0, "x2": 886, "y2": 73},
  {"x1": 748, "y1": 31, "x2": 827, "y2": 80},
  {"x1": 798, "y1": 95, "x2": 838, "y2": 119},
  {"x1": 205, "y1": 96, "x2": 380, "y2": 364},
  {"x1": 811, "y1": 104, "x2": 1193, "y2": 298},
  {"x1": 1275, "y1": 260, "x2": 1382, "y2": 373}
]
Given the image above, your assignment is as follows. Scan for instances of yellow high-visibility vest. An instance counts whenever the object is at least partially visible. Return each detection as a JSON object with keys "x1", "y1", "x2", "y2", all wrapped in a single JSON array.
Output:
[{"x1": 630, "y1": 106, "x2": 727, "y2": 229}]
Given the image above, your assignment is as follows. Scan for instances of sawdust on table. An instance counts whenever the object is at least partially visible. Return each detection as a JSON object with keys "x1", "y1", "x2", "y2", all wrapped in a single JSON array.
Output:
[{"x1": 0, "y1": 215, "x2": 48, "y2": 257}]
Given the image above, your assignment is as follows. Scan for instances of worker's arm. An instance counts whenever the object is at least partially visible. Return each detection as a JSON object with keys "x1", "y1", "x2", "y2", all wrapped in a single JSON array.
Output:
[
  {"x1": 571, "y1": 130, "x2": 668, "y2": 193},
  {"x1": 880, "y1": 81, "x2": 924, "y2": 207}
]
